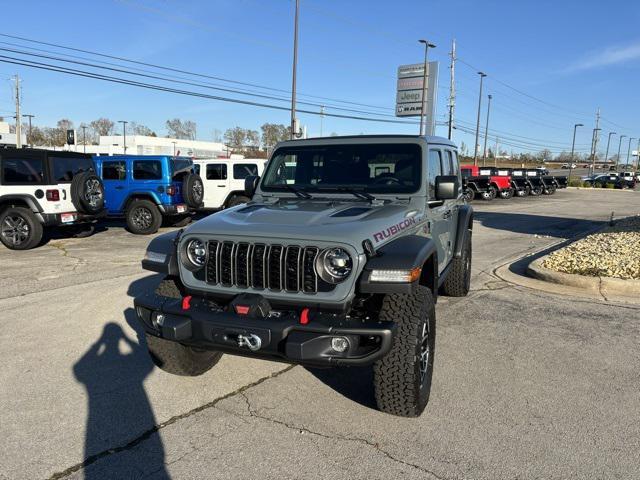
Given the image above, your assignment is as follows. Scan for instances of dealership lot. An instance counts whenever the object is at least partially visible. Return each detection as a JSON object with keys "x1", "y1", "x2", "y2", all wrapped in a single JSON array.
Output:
[{"x1": 1, "y1": 189, "x2": 639, "y2": 480}]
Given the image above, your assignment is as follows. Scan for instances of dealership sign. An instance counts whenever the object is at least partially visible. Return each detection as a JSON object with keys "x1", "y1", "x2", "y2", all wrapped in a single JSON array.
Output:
[{"x1": 396, "y1": 61, "x2": 439, "y2": 135}]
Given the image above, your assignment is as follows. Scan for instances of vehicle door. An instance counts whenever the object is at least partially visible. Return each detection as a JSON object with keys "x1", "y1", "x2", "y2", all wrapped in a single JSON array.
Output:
[
  {"x1": 443, "y1": 149, "x2": 461, "y2": 258},
  {"x1": 426, "y1": 147, "x2": 450, "y2": 273},
  {"x1": 99, "y1": 159, "x2": 128, "y2": 213},
  {"x1": 203, "y1": 162, "x2": 229, "y2": 209},
  {"x1": 232, "y1": 162, "x2": 259, "y2": 192},
  {"x1": 132, "y1": 159, "x2": 163, "y2": 204}
]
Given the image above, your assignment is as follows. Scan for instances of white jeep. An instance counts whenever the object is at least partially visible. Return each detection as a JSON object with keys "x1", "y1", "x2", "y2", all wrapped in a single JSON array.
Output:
[
  {"x1": 193, "y1": 158, "x2": 266, "y2": 210},
  {"x1": 0, "y1": 148, "x2": 105, "y2": 250}
]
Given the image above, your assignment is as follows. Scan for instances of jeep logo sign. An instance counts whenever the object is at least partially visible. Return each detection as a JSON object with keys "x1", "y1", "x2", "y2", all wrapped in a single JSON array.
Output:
[{"x1": 66, "y1": 129, "x2": 75, "y2": 145}]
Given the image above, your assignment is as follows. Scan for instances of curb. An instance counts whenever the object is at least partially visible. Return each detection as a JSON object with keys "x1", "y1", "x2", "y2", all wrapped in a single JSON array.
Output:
[{"x1": 527, "y1": 255, "x2": 640, "y2": 299}]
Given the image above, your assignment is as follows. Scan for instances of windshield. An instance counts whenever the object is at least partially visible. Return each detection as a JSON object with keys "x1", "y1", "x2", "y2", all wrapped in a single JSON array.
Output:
[
  {"x1": 50, "y1": 156, "x2": 95, "y2": 183},
  {"x1": 171, "y1": 158, "x2": 194, "y2": 181},
  {"x1": 261, "y1": 143, "x2": 422, "y2": 194}
]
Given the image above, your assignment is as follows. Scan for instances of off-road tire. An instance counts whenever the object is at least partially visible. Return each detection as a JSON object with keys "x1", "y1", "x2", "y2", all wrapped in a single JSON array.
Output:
[
  {"x1": 0, "y1": 206, "x2": 43, "y2": 250},
  {"x1": 499, "y1": 188, "x2": 514, "y2": 199},
  {"x1": 147, "y1": 277, "x2": 222, "y2": 376},
  {"x1": 226, "y1": 195, "x2": 251, "y2": 208},
  {"x1": 373, "y1": 286, "x2": 436, "y2": 417},
  {"x1": 515, "y1": 188, "x2": 527, "y2": 197},
  {"x1": 145, "y1": 334, "x2": 222, "y2": 376},
  {"x1": 544, "y1": 185, "x2": 557, "y2": 195},
  {"x1": 462, "y1": 187, "x2": 475, "y2": 203},
  {"x1": 182, "y1": 174, "x2": 204, "y2": 208},
  {"x1": 71, "y1": 172, "x2": 105, "y2": 215},
  {"x1": 488, "y1": 185, "x2": 498, "y2": 199},
  {"x1": 126, "y1": 199, "x2": 162, "y2": 235},
  {"x1": 441, "y1": 229, "x2": 472, "y2": 297},
  {"x1": 530, "y1": 185, "x2": 543, "y2": 196}
]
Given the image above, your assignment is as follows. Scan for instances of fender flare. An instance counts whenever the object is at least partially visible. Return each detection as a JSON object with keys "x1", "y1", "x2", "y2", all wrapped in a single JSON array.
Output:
[
  {"x1": 0, "y1": 194, "x2": 43, "y2": 213},
  {"x1": 453, "y1": 205, "x2": 473, "y2": 258},
  {"x1": 123, "y1": 192, "x2": 162, "y2": 211},
  {"x1": 141, "y1": 230, "x2": 181, "y2": 275},
  {"x1": 359, "y1": 235, "x2": 437, "y2": 295}
]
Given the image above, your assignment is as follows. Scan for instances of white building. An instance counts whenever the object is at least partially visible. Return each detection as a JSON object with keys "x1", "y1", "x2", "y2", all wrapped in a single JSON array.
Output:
[{"x1": 0, "y1": 120, "x2": 27, "y2": 147}]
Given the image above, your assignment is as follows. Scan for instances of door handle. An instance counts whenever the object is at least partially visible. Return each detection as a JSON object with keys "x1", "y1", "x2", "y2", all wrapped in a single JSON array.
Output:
[{"x1": 217, "y1": 185, "x2": 226, "y2": 188}]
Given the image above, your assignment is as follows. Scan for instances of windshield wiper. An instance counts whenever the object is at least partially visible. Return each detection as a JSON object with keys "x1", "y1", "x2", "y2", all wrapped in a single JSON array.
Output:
[
  {"x1": 270, "y1": 184, "x2": 312, "y2": 199},
  {"x1": 330, "y1": 187, "x2": 376, "y2": 202}
]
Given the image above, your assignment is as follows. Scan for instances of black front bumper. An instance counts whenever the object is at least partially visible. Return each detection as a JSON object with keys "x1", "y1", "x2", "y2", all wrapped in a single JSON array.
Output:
[{"x1": 134, "y1": 291, "x2": 395, "y2": 367}]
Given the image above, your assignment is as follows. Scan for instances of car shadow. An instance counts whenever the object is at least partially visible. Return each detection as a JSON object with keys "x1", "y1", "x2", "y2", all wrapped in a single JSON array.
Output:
[
  {"x1": 474, "y1": 211, "x2": 605, "y2": 238},
  {"x1": 72, "y1": 276, "x2": 170, "y2": 478},
  {"x1": 306, "y1": 366, "x2": 378, "y2": 410}
]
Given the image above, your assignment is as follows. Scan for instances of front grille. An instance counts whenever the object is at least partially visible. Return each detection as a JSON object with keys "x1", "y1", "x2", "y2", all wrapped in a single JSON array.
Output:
[{"x1": 205, "y1": 241, "x2": 323, "y2": 294}]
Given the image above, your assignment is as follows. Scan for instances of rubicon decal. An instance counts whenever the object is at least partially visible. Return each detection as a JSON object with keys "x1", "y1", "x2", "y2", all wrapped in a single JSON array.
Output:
[{"x1": 373, "y1": 217, "x2": 419, "y2": 243}]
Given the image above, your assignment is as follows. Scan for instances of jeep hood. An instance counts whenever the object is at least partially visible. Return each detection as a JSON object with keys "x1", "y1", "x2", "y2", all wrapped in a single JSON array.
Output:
[{"x1": 184, "y1": 200, "x2": 425, "y2": 249}]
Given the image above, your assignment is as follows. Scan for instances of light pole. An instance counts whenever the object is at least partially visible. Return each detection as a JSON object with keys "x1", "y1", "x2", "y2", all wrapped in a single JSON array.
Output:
[
  {"x1": 118, "y1": 120, "x2": 128, "y2": 154},
  {"x1": 81, "y1": 125, "x2": 88, "y2": 153},
  {"x1": 615, "y1": 135, "x2": 626, "y2": 171},
  {"x1": 22, "y1": 114, "x2": 34, "y2": 147},
  {"x1": 482, "y1": 94, "x2": 492, "y2": 165},
  {"x1": 603, "y1": 132, "x2": 616, "y2": 167},
  {"x1": 568, "y1": 123, "x2": 583, "y2": 182},
  {"x1": 473, "y1": 72, "x2": 487, "y2": 165},
  {"x1": 626, "y1": 137, "x2": 635, "y2": 168},
  {"x1": 418, "y1": 39, "x2": 436, "y2": 136},
  {"x1": 636, "y1": 139, "x2": 640, "y2": 170},
  {"x1": 290, "y1": 0, "x2": 300, "y2": 140},
  {"x1": 172, "y1": 141, "x2": 177, "y2": 156}
]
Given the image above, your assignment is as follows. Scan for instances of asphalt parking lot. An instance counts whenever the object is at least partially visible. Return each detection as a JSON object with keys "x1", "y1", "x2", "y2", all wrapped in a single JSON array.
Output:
[{"x1": 1, "y1": 188, "x2": 639, "y2": 480}]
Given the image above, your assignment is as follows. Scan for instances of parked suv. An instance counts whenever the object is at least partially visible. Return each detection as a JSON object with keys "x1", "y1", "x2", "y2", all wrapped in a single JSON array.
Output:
[
  {"x1": 193, "y1": 158, "x2": 266, "y2": 210},
  {"x1": 94, "y1": 155, "x2": 204, "y2": 234},
  {"x1": 0, "y1": 148, "x2": 105, "y2": 250},
  {"x1": 134, "y1": 135, "x2": 474, "y2": 417}
]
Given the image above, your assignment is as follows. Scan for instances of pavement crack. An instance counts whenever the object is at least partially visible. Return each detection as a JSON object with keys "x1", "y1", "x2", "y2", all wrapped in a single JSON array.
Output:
[
  {"x1": 49, "y1": 241, "x2": 87, "y2": 271},
  {"x1": 46, "y1": 364, "x2": 296, "y2": 480},
  {"x1": 233, "y1": 392, "x2": 446, "y2": 479}
]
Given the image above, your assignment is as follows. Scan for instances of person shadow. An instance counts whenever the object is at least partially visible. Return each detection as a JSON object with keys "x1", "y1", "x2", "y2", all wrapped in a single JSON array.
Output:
[{"x1": 73, "y1": 319, "x2": 170, "y2": 478}]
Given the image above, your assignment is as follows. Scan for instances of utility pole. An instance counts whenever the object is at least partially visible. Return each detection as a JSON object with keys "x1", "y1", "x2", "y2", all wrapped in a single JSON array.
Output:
[
  {"x1": 447, "y1": 39, "x2": 456, "y2": 140},
  {"x1": 320, "y1": 105, "x2": 324, "y2": 137},
  {"x1": 636, "y1": 138, "x2": 640, "y2": 170},
  {"x1": 626, "y1": 137, "x2": 635, "y2": 167},
  {"x1": 81, "y1": 125, "x2": 88, "y2": 153},
  {"x1": 494, "y1": 136, "x2": 499, "y2": 167},
  {"x1": 473, "y1": 72, "x2": 487, "y2": 165},
  {"x1": 118, "y1": 120, "x2": 128, "y2": 154},
  {"x1": 23, "y1": 114, "x2": 34, "y2": 147},
  {"x1": 418, "y1": 39, "x2": 436, "y2": 136},
  {"x1": 589, "y1": 108, "x2": 600, "y2": 175},
  {"x1": 13, "y1": 75, "x2": 22, "y2": 148},
  {"x1": 482, "y1": 94, "x2": 492, "y2": 165},
  {"x1": 290, "y1": 0, "x2": 300, "y2": 140}
]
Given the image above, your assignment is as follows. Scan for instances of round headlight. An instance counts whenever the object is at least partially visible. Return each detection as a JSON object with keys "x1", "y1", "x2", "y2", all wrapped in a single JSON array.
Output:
[
  {"x1": 316, "y1": 247, "x2": 353, "y2": 283},
  {"x1": 186, "y1": 239, "x2": 207, "y2": 268}
]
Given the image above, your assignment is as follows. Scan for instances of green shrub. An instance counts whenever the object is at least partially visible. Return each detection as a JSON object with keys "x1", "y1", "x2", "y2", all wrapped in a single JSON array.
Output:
[
  {"x1": 568, "y1": 178, "x2": 587, "y2": 187},
  {"x1": 605, "y1": 183, "x2": 615, "y2": 189}
]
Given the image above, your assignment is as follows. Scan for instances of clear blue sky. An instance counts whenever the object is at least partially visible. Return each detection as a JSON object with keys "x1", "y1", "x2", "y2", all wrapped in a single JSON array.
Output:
[{"x1": 1, "y1": 0, "x2": 640, "y2": 157}]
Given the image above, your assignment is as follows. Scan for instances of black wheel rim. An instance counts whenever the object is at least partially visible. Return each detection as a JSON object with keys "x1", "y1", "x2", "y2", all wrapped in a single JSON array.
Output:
[
  {"x1": 1, "y1": 215, "x2": 30, "y2": 246},
  {"x1": 132, "y1": 207, "x2": 153, "y2": 230},
  {"x1": 419, "y1": 321, "x2": 431, "y2": 384}
]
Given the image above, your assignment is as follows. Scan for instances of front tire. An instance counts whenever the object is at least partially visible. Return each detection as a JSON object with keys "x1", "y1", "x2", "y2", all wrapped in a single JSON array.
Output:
[
  {"x1": 373, "y1": 286, "x2": 436, "y2": 417},
  {"x1": 441, "y1": 229, "x2": 472, "y2": 297},
  {"x1": 462, "y1": 187, "x2": 475, "y2": 203},
  {"x1": 0, "y1": 207, "x2": 43, "y2": 250},
  {"x1": 499, "y1": 188, "x2": 514, "y2": 199},
  {"x1": 126, "y1": 199, "x2": 162, "y2": 235}
]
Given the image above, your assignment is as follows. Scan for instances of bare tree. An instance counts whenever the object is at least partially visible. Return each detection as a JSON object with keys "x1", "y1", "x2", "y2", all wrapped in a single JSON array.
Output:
[
  {"x1": 260, "y1": 123, "x2": 290, "y2": 151},
  {"x1": 223, "y1": 127, "x2": 247, "y2": 151},
  {"x1": 129, "y1": 122, "x2": 156, "y2": 136},
  {"x1": 89, "y1": 118, "x2": 114, "y2": 137},
  {"x1": 166, "y1": 118, "x2": 197, "y2": 140}
]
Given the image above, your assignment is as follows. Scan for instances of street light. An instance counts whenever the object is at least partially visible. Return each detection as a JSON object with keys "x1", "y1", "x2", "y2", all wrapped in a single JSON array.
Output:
[
  {"x1": 81, "y1": 125, "x2": 88, "y2": 154},
  {"x1": 636, "y1": 139, "x2": 640, "y2": 170},
  {"x1": 172, "y1": 141, "x2": 177, "y2": 156},
  {"x1": 118, "y1": 120, "x2": 128, "y2": 154},
  {"x1": 616, "y1": 135, "x2": 626, "y2": 171},
  {"x1": 568, "y1": 123, "x2": 583, "y2": 182},
  {"x1": 603, "y1": 132, "x2": 616, "y2": 167},
  {"x1": 418, "y1": 39, "x2": 436, "y2": 136},
  {"x1": 626, "y1": 137, "x2": 635, "y2": 168},
  {"x1": 473, "y1": 71, "x2": 487, "y2": 165},
  {"x1": 290, "y1": 0, "x2": 300, "y2": 140},
  {"x1": 482, "y1": 94, "x2": 492, "y2": 165}
]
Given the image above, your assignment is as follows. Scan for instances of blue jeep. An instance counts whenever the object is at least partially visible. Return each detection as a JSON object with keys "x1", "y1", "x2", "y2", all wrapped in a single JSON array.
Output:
[{"x1": 93, "y1": 155, "x2": 204, "y2": 234}]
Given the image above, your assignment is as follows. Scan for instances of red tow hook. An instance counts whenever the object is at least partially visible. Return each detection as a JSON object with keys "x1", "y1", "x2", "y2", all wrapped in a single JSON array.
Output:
[
  {"x1": 300, "y1": 308, "x2": 310, "y2": 325},
  {"x1": 182, "y1": 295, "x2": 192, "y2": 311}
]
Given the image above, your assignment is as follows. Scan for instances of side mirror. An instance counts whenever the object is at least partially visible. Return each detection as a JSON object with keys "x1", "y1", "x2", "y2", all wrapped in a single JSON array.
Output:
[
  {"x1": 244, "y1": 175, "x2": 260, "y2": 198},
  {"x1": 435, "y1": 175, "x2": 459, "y2": 200}
]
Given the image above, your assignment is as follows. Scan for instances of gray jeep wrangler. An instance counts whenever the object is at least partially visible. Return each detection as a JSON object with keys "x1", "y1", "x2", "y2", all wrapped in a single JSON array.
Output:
[{"x1": 134, "y1": 135, "x2": 473, "y2": 417}]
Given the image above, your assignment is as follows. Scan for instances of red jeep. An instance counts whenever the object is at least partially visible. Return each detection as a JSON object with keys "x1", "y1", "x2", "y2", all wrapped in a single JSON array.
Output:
[{"x1": 461, "y1": 165, "x2": 514, "y2": 201}]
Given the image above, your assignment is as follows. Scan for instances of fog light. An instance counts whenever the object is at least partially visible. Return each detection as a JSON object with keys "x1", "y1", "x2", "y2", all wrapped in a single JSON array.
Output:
[{"x1": 331, "y1": 336, "x2": 349, "y2": 353}]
